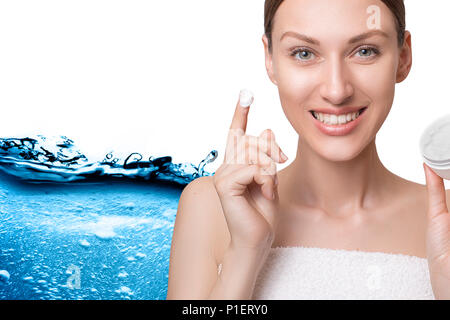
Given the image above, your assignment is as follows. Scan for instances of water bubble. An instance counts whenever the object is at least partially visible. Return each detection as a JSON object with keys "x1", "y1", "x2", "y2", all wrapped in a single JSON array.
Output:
[
  {"x1": 0, "y1": 270, "x2": 10, "y2": 282},
  {"x1": 115, "y1": 286, "x2": 133, "y2": 296},
  {"x1": 135, "y1": 252, "x2": 147, "y2": 259},
  {"x1": 79, "y1": 239, "x2": 91, "y2": 247},
  {"x1": 94, "y1": 227, "x2": 116, "y2": 240}
]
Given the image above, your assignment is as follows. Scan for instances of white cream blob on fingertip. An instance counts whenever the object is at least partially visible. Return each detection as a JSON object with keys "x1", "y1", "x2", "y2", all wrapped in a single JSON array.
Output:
[{"x1": 239, "y1": 89, "x2": 254, "y2": 108}]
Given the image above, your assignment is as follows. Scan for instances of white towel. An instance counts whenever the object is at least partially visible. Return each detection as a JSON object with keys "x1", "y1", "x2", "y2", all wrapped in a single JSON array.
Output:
[{"x1": 250, "y1": 246, "x2": 435, "y2": 300}]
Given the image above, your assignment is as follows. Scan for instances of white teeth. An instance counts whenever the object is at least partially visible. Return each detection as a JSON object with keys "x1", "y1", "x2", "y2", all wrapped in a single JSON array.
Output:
[
  {"x1": 312, "y1": 110, "x2": 361, "y2": 125},
  {"x1": 330, "y1": 114, "x2": 338, "y2": 125},
  {"x1": 346, "y1": 113, "x2": 352, "y2": 122},
  {"x1": 338, "y1": 114, "x2": 346, "y2": 125}
]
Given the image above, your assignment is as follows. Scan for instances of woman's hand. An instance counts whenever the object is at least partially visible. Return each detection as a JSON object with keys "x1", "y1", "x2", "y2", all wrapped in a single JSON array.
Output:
[
  {"x1": 213, "y1": 90, "x2": 288, "y2": 252},
  {"x1": 423, "y1": 163, "x2": 450, "y2": 299}
]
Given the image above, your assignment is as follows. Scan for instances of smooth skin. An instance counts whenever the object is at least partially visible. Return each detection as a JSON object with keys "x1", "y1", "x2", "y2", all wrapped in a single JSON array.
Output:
[{"x1": 167, "y1": 0, "x2": 450, "y2": 299}]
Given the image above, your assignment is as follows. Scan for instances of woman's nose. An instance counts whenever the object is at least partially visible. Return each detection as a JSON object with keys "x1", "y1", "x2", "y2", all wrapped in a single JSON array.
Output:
[{"x1": 319, "y1": 57, "x2": 354, "y2": 105}]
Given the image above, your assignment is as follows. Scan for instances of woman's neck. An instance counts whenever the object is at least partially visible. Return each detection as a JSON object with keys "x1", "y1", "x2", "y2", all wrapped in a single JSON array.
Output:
[{"x1": 284, "y1": 137, "x2": 396, "y2": 218}]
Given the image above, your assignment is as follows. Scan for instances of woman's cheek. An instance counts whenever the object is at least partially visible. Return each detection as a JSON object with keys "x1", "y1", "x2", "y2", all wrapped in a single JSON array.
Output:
[
  {"x1": 277, "y1": 66, "x2": 317, "y2": 129},
  {"x1": 277, "y1": 61, "x2": 318, "y2": 107},
  {"x1": 356, "y1": 57, "x2": 397, "y2": 127},
  {"x1": 277, "y1": 62, "x2": 313, "y2": 94}
]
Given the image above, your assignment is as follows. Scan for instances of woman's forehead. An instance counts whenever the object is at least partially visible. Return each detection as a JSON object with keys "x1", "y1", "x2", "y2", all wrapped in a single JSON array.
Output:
[{"x1": 272, "y1": 0, "x2": 397, "y2": 41}]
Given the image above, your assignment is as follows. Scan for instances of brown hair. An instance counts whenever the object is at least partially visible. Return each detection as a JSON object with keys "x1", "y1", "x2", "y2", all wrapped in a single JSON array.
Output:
[{"x1": 264, "y1": 0, "x2": 406, "y2": 53}]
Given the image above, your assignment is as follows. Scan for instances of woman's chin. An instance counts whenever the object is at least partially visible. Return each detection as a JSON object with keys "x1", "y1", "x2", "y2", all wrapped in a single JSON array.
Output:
[{"x1": 314, "y1": 143, "x2": 366, "y2": 162}]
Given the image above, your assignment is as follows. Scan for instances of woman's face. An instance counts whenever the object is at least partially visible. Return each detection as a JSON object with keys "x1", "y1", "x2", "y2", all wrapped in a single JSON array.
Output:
[{"x1": 263, "y1": 0, "x2": 411, "y2": 162}]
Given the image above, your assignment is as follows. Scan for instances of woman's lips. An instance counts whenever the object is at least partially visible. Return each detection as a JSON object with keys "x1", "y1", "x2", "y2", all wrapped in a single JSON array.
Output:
[{"x1": 310, "y1": 107, "x2": 368, "y2": 136}]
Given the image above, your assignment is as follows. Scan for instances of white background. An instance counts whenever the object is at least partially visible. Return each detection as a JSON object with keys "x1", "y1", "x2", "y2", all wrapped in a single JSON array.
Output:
[{"x1": 0, "y1": 0, "x2": 448, "y2": 186}]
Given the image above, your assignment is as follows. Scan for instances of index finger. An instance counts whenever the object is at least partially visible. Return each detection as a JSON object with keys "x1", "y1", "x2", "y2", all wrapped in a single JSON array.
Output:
[{"x1": 229, "y1": 89, "x2": 254, "y2": 136}]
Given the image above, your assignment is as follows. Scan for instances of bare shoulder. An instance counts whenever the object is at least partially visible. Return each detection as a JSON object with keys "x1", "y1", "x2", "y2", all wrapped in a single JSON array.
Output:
[
  {"x1": 395, "y1": 175, "x2": 450, "y2": 216},
  {"x1": 166, "y1": 176, "x2": 230, "y2": 299},
  {"x1": 176, "y1": 175, "x2": 230, "y2": 258},
  {"x1": 399, "y1": 178, "x2": 428, "y2": 208}
]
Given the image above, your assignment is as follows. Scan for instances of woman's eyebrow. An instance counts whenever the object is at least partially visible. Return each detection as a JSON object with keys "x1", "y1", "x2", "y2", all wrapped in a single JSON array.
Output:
[{"x1": 280, "y1": 30, "x2": 389, "y2": 45}]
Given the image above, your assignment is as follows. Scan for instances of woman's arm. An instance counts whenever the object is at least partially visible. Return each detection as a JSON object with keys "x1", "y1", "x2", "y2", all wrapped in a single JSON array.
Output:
[
  {"x1": 423, "y1": 163, "x2": 450, "y2": 299},
  {"x1": 208, "y1": 243, "x2": 268, "y2": 300},
  {"x1": 166, "y1": 176, "x2": 265, "y2": 300}
]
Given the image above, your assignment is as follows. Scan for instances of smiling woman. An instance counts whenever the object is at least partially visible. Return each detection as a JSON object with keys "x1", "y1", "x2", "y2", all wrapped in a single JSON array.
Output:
[
  {"x1": 167, "y1": 0, "x2": 450, "y2": 300},
  {"x1": 263, "y1": 0, "x2": 409, "y2": 159}
]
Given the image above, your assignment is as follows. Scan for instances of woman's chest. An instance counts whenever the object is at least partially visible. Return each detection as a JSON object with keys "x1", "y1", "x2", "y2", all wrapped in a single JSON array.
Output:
[{"x1": 271, "y1": 199, "x2": 428, "y2": 258}]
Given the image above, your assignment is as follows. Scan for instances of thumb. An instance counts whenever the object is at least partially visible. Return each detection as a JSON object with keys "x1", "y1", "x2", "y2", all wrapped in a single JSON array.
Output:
[{"x1": 423, "y1": 163, "x2": 448, "y2": 219}]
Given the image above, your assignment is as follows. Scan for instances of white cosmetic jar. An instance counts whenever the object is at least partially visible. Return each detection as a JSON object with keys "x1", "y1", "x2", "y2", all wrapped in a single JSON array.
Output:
[{"x1": 419, "y1": 114, "x2": 450, "y2": 180}]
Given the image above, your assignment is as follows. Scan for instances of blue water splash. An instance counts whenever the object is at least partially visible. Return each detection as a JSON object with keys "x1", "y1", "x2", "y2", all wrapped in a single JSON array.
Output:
[
  {"x1": 0, "y1": 134, "x2": 217, "y2": 185},
  {"x1": 0, "y1": 135, "x2": 218, "y2": 300}
]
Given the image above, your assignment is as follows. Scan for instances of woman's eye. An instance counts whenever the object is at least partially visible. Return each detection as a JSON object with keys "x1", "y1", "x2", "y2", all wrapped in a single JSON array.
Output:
[
  {"x1": 291, "y1": 49, "x2": 315, "y2": 61},
  {"x1": 290, "y1": 46, "x2": 380, "y2": 63},
  {"x1": 355, "y1": 47, "x2": 379, "y2": 58}
]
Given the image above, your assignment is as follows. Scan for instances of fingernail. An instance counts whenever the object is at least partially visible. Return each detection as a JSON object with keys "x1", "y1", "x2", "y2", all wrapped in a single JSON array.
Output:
[
  {"x1": 281, "y1": 151, "x2": 288, "y2": 161},
  {"x1": 239, "y1": 89, "x2": 254, "y2": 108}
]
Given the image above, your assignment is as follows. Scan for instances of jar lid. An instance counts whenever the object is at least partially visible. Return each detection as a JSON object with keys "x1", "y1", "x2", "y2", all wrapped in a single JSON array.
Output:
[
  {"x1": 419, "y1": 114, "x2": 450, "y2": 164},
  {"x1": 423, "y1": 155, "x2": 450, "y2": 168}
]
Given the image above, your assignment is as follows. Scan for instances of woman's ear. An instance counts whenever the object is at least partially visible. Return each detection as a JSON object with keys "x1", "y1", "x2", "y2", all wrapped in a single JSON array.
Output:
[
  {"x1": 262, "y1": 34, "x2": 278, "y2": 86},
  {"x1": 396, "y1": 30, "x2": 412, "y2": 83}
]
